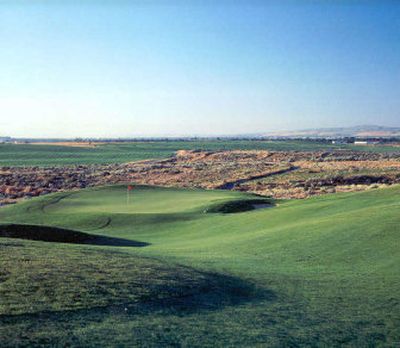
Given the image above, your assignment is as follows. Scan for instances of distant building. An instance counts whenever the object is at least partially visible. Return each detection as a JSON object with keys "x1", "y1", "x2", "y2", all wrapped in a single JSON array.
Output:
[{"x1": 354, "y1": 140, "x2": 379, "y2": 145}]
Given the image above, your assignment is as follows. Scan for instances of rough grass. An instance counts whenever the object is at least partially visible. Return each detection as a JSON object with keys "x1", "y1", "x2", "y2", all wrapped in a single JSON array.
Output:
[
  {"x1": 0, "y1": 185, "x2": 399, "y2": 346},
  {"x1": 0, "y1": 244, "x2": 188, "y2": 316}
]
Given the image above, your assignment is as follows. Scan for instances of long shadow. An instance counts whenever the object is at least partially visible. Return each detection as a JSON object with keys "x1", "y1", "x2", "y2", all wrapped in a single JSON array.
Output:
[
  {"x1": 0, "y1": 269, "x2": 275, "y2": 324},
  {"x1": 142, "y1": 270, "x2": 277, "y2": 313},
  {"x1": 0, "y1": 223, "x2": 149, "y2": 247},
  {"x1": 0, "y1": 263, "x2": 277, "y2": 346},
  {"x1": 90, "y1": 235, "x2": 148, "y2": 247}
]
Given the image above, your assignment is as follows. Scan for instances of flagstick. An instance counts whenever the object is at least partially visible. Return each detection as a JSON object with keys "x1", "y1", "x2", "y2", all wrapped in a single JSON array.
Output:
[{"x1": 127, "y1": 187, "x2": 130, "y2": 205}]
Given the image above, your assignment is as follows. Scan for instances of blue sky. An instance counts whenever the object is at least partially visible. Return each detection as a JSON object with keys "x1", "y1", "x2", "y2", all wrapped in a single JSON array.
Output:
[{"x1": 1, "y1": 1, "x2": 399, "y2": 137}]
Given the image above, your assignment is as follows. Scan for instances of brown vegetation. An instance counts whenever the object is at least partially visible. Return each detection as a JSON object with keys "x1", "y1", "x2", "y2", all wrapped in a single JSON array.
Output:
[
  {"x1": 1, "y1": 150, "x2": 400, "y2": 205},
  {"x1": 31, "y1": 142, "x2": 100, "y2": 148}
]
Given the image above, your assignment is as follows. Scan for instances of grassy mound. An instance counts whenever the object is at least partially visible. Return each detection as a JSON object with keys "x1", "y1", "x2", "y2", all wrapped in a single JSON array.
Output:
[{"x1": 0, "y1": 242, "x2": 261, "y2": 318}]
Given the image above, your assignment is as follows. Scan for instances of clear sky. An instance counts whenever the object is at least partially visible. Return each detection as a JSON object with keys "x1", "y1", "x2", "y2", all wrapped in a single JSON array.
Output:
[{"x1": 1, "y1": 1, "x2": 399, "y2": 138}]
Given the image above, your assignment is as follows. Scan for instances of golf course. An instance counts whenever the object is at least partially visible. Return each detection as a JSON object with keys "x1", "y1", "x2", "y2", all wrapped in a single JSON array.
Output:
[
  {"x1": 0, "y1": 184, "x2": 399, "y2": 346},
  {"x1": 3, "y1": 0, "x2": 400, "y2": 345}
]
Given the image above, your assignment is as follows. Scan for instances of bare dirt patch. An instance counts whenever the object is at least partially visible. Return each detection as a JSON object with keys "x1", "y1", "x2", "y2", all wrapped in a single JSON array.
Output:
[{"x1": 30, "y1": 142, "x2": 101, "y2": 148}]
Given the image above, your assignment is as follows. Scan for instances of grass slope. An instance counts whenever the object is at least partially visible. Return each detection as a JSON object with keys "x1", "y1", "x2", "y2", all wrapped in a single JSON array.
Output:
[
  {"x1": 1, "y1": 140, "x2": 398, "y2": 166},
  {"x1": 0, "y1": 185, "x2": 399, "y2": 346}
]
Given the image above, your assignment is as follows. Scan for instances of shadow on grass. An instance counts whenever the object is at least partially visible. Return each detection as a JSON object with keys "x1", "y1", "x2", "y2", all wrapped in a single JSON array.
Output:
[
  {"x1": 0, "y1": 268, "x2": 275, "y2": 323},
  {"x1": 206, "y1": 199, "x2": 274, "y2": 214},
  {"x1": 143, "y1": 270, "x2": 277, "y2": 313},
  {"x1": 0, "y1": 223, "x2": 149, "y2": 247},
  {"x1": 0, "y1": 261, "x2": 277, "y2": 346}
]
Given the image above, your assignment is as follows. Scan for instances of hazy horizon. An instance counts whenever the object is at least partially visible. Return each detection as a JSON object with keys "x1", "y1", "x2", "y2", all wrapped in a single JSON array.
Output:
[{"x1": 1, "y1": 1, "x2": 400, "y2": 137}]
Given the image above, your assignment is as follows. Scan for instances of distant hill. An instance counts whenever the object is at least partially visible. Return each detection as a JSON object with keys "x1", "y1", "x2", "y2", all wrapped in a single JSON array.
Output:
[{"x1": 264, "y1": 125, "x2": 400, "y2": 138}]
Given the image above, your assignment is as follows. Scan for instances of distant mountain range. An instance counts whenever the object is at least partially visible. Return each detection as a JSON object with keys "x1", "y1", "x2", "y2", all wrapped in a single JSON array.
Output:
[
  {"x1": 263, "y1": 125, "x2": 400, "y2": 138},
  {"x1": 2, "y1": 125, "x2": 400, "y2": 142}
]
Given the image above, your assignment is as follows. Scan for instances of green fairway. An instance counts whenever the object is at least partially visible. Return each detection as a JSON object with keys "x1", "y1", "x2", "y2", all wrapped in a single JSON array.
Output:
[
  {"x1": 0, "y1": 185, "x2": 399, "y2": 346},
  {"x1": 1, "y1": 140, "x2": 399, "y2": 166}
]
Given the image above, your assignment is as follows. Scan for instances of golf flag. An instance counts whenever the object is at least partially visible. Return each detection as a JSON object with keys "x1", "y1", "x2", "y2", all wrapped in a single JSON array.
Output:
[{"x1": 127, "y1": 185, "x2": 134, "y2": 205}]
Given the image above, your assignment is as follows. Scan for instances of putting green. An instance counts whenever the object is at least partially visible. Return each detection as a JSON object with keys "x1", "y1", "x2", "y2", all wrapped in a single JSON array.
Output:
[{"x1": 39, "y1": 185, "x2": 258, "y2": 214}]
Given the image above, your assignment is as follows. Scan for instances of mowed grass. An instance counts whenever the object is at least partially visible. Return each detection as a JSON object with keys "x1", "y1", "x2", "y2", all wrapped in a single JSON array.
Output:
[
  {"x1": 1, "y1": 140, "x2": 398, "y2": 166},
  {"x1": 0, "y1": 185, "x2": 399, "y2": 346}
]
